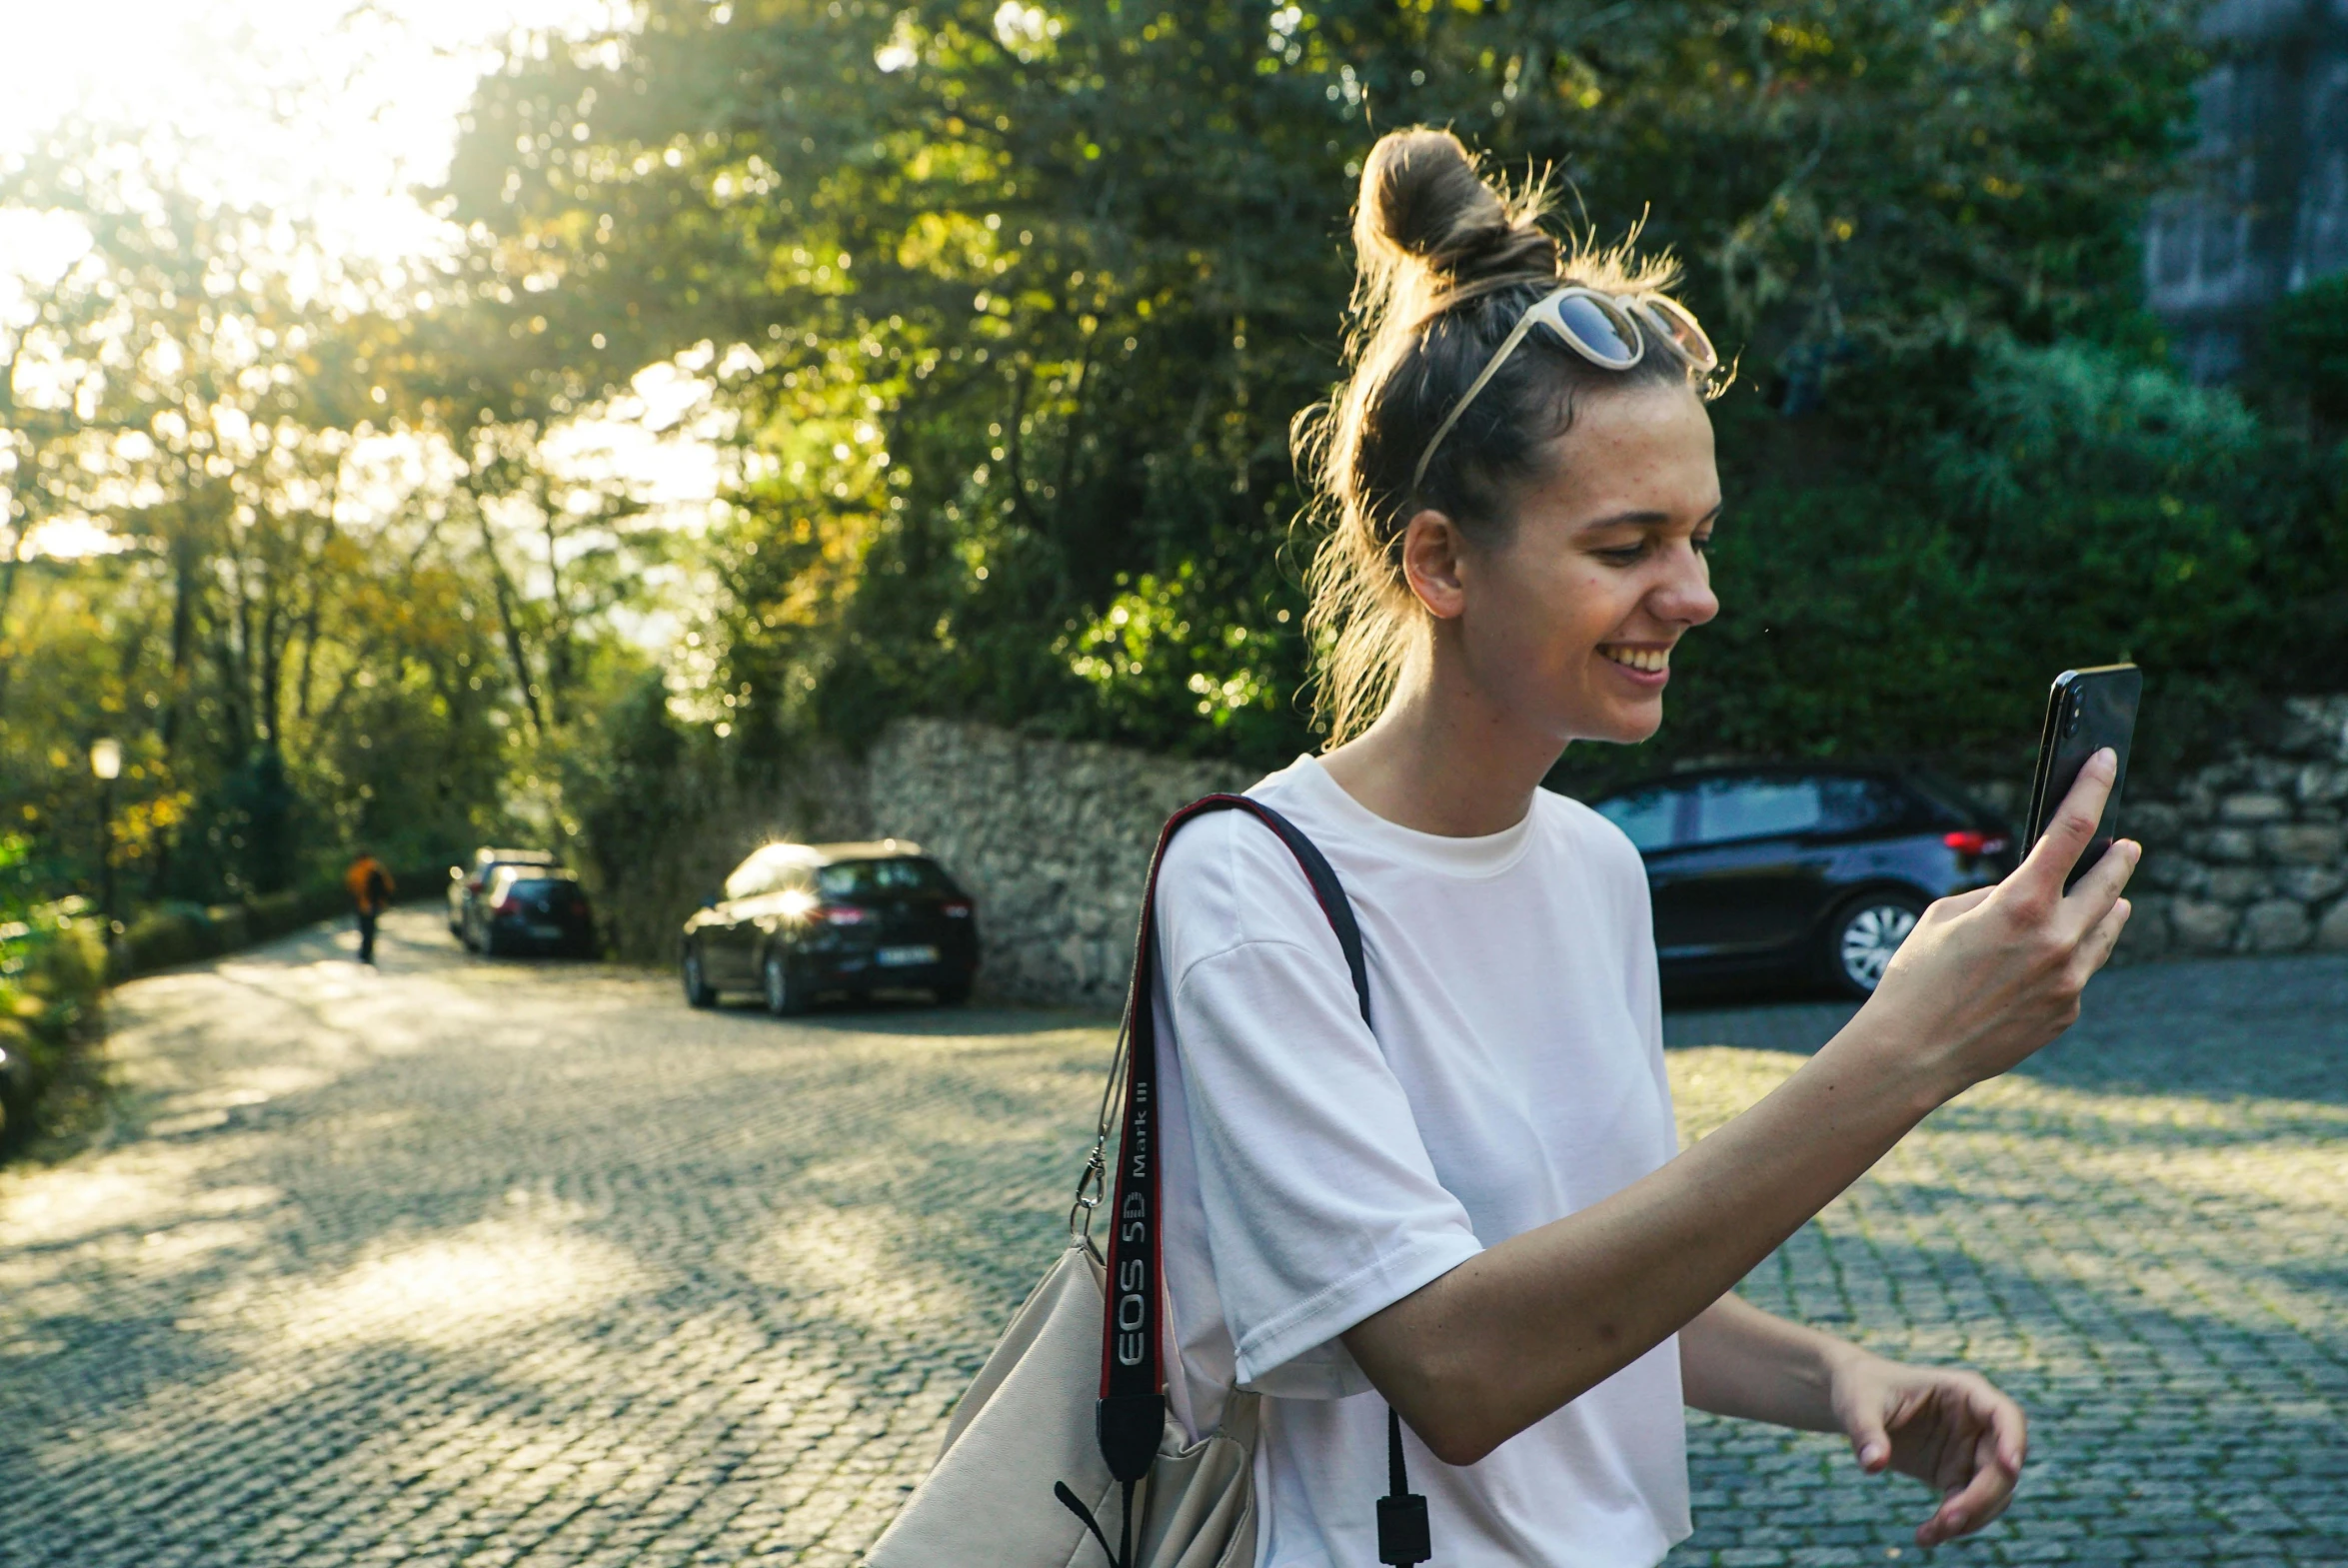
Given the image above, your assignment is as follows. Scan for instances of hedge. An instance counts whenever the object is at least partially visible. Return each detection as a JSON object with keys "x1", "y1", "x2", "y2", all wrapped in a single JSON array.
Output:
[
  {"x1": 0, "y1": 908, "x2": 107, "y2": 1154},
  {"x1": 1, "y1": 872, "x2": 435, "y2": 1159},
  {"x1": 112, "y1": 868, "x2": 437, "y2": 980}
]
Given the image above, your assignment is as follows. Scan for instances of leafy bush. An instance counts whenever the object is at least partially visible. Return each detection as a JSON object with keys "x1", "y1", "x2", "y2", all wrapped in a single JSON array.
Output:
[
  {"x1": 1548, "y1": 339, "x2": 2348, "y2": 797},
  {"x1": 30, "y1": 915, "x2": 107, "y2": 1007},
  {"x1": 2266, "y1": 273, "x2": 2348, "y2": 426},
  {"x1": 110, "y1": 874, "x2": 416, "y2": 979},
  {"x1": 246, "y1": 885, "x2": 353, "y2": 942},
  {"x1": 0, "y1": 885, "x2": 108, "y2": 1154},
  {"x1": 202, "y1": 904, "x2": 253, "y2": 953},
  {"x1": 1054, "y1": 563, "x2": 1296, "y2": 758},
  {"x1": 120, "y1": 901, "x2": 231, "y2": 974}
]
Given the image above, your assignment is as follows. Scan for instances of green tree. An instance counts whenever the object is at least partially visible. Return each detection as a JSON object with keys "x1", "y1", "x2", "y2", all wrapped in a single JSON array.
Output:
[
  {"x1": 442, "y1": 0, "x2": 2212, "y2": 773},
  {"x1": 0, "y1": 147, "x2": 557, "y2": 902},
  {"x1": 2265, "y1": 272, "x2": 2348, "y2": 429}
]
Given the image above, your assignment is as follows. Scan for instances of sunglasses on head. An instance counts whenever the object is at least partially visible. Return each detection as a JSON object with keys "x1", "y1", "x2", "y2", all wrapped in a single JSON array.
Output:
[{"x1": 1410, "y1": 286, "x2": 1719, "y2": 495}]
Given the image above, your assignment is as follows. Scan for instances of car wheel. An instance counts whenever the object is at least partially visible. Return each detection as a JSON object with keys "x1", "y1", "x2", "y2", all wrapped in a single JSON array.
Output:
[
  {"x1": 481, "y1": 924, "x2": 503, "y2": 958},
  {"x1": 763, "y1": 949, "x2": 809, "y2": 1016},
  {"x1": 934, "y1": 977, "x2": 972, "y2": 1007},
  {"x1": 682, "y1": 945, "x2": 716, "y2": 1008},
  {"x1": 1826, "y1": 891, "x2": 1925, "y2": 998}
]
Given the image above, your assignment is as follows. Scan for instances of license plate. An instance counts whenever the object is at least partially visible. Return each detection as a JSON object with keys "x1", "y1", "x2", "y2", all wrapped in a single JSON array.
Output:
[
  {"x1": 529, "y1": 923, "x2": 564, "y2": 939},
  {"x1": 876, "y1": 944, "x2": 939, "y2": 966}
]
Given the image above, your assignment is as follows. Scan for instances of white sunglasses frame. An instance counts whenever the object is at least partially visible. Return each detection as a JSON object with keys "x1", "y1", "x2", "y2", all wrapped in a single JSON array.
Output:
[{"x1": 1408, "y1": 286, "x2": 1718, "y2": 495}]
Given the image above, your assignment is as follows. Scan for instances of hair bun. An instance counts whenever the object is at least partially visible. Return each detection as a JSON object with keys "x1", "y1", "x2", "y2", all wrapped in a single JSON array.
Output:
[{"x1": 1354, "y1": 128, "x2": 1556, "y2": 299}]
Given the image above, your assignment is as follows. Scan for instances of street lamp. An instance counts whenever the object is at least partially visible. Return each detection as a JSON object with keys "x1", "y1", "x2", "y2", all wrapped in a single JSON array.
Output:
[{"x1": 89, "y1": 739, "x2": 121, "y2": 935}]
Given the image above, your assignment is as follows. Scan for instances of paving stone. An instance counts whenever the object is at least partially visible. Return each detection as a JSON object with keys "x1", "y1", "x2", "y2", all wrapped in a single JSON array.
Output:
[
  {"x1": 1663, "y1": 955, "x2": 2347, "y2": 1565},
  {"x1": 1, "y1": 915, "x2": 2342, "y2": 1567}
]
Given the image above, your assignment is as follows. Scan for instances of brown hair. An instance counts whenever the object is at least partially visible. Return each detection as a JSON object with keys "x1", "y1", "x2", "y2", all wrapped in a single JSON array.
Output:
[{"x1": 1294, "y1": 127, "x2": 1705, "y2": 744}]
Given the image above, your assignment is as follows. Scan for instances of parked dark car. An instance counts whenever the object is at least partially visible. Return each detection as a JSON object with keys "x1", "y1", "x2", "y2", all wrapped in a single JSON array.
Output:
[
  {"x1": 680, "y1": 839, "x2": 978, "y2": 1013},
  {"x1": 470, "y1": 864, "x2": 597, "y2": 957},
  {"x1": 1589, "y1": 767, "x2": 2018, "y2": 997},
  {"x1": 449, "y1": 846, "x2": 558, "y2": 946}
]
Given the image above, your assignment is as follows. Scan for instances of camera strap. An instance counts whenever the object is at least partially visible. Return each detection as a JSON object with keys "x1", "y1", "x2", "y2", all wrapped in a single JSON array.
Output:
[{"x1": 1085, "y1": 792, "x2": 1428, "y2": 1567}]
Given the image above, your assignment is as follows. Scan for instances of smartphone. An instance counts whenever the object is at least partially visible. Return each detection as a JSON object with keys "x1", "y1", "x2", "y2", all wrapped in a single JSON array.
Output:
[{"x1": 2024, "y1": 664, "x2": 2143, "y2": 890}]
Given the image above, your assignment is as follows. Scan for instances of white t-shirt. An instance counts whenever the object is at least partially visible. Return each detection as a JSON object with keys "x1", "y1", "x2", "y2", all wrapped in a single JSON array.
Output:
[{"x1": 1151, "y1": 754, "x2": 1691, "y2": 1568}]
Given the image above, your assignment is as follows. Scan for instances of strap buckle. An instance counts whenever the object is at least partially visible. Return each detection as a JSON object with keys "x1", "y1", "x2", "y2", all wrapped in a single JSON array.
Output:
[{"x1": 1069, "y1": 1136, "x2": 1108, "y2": 1244}]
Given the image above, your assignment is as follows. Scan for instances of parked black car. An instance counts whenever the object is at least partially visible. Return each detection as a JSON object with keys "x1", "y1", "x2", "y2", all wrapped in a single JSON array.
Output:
[
  {"x1": 1589, "y1": 767, "x2": 2018, "y2": 997},
  {"x1": 470, "y1": 864, "x2": 598, "y2": 957},
  {"x1": 449, "y1": 846, "x2": 558, "y2": 945},
  {"x1": 680, "y1": 839, "x2": 978, "y2": 1013}
]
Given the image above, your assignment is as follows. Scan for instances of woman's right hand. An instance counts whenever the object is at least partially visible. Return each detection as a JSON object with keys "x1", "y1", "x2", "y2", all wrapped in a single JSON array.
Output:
[{"x1": 1856, "y1": 748, "x2": 2139, "y2": 1097}]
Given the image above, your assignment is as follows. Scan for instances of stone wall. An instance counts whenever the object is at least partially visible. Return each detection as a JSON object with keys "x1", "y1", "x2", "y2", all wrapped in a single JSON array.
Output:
[
  {"x1": 592, "y1": 749, "x2": 871, "y2": 964},
  {"x1": 2120, "y1": 696, "x2": 2348, "y2": 957},
  {"x1": 867, "y1": 721, "x2": 1255, "y2": 1007},
  {"x1": 706, "y1": 701, "x2": 2348, "y2": 1005}
]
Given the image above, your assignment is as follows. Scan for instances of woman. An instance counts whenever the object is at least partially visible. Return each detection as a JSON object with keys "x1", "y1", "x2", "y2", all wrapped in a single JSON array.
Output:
[{"x1": 1149, "y1": 128, "x2": 2136, "y2": 1567}]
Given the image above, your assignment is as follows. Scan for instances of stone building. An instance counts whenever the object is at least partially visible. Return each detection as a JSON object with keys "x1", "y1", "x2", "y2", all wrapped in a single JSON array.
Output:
[{"x1": 2144, "y1": 0, "x2": 2348, "y2": 381}]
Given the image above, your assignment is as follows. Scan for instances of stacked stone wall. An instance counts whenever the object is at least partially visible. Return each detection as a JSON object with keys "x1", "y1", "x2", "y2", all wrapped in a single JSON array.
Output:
[
  {"x1": 2121, "y1": 696, "x2": 2348, "y2": 957},
  {"x1": 822, "y1": 702, "x2": 2348, "y2": 1004},
  {"x1": 865, "y1": 721, "x2": 1254, "y2": 1007}
]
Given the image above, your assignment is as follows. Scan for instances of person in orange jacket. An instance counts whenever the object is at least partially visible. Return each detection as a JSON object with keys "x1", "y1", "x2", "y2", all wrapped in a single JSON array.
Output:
[{"x1": 345, "y1": 849, "x2": 395, "y2": 964}]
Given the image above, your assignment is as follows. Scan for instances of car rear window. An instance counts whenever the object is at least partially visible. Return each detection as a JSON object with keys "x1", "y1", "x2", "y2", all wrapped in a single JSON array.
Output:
[
  {"x1": 1686, "y1": 775, "x2": 1908, "y2": 842},
  {"x1": 817, "y1": 857, "x2": 957, "y2": 899},
  {"x1": 726, "y1": 845, "x2": 823, "y2": 899},
  {"x1": 508, "y1": 878, "x2": 582, "y2": 897},
  {"x1": 1907, "y1": 771, "x2": 1998, "y2": 828},
  {"x1": 1593, "y1": 785, "x2": 1683, "y2": 850},
  {"x1": 1689, "y1": 777, "x2": 1824, "y2": 841},
  {"x1": 1817, "y1": 777, "x2": 1909, "y2": 832}
]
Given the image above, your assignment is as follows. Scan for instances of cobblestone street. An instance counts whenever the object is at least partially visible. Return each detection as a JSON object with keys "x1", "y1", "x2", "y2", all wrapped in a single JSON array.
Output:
[{"x1": 1, "y1": 908, "x2": 2342, "y2": 1566}]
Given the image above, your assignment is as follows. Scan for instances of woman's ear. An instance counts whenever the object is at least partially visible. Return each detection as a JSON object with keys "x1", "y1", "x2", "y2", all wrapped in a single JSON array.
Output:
[{"x1": 1400, "y1": 507, "x2": 1468, "y2": 621}]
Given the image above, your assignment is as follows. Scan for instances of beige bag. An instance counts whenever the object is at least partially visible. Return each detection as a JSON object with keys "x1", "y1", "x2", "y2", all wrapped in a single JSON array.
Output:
[
  {"x1": 862, "y1": 796, "x2": 1425, "y2": 1568},
  {"x1": 862, "y1": 1241, "x2": 1257, "y2": 1568}
]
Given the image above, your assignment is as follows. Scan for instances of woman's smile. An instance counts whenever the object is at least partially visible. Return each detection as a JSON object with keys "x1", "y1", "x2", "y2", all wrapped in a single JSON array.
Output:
[{"x1": 1597, "y1": 642, "x2": 1672, "y2": 687}]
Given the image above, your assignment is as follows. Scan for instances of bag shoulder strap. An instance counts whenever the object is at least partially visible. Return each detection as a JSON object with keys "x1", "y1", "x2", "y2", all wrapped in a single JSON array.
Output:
[{"x1": 1084, "y1": 792, "x2": 1429, "y2": 1568}]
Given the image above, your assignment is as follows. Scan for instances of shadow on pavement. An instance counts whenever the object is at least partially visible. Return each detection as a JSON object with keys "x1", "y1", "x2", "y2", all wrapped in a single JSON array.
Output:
[
  {"x1": 5, "y1": 910, "x2": 2339, "y2": 1566},
  {"x1": 778, "y1": 999, "x2": 1118, "y2": 1038},
  {"x1": 1665, "y1": 952, "x2": 2348, "y2": 1106}
]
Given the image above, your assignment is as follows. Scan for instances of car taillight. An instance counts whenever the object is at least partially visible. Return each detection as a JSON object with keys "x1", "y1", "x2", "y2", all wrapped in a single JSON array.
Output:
[
  {"x1": 942, "y1": 900, "x2": 973, "y2": 918},
  {"x1": 1944, "y1": 830, "x2": 2010, "y2": 856},
  {"x1": 495, "y1": 897, "x2": 520, "y2": 915},
  {"x1": 819, "y1": 904, "x2": 870, "y2": 925}
]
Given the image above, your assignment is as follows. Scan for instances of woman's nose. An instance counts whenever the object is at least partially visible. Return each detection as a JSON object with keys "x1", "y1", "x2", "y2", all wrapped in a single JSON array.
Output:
[{"x1": 1653, "y1": 547, "x2": 1720, "y2": 628}]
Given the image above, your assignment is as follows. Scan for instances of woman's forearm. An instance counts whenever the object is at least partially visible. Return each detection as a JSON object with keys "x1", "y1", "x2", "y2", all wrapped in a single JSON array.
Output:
[
  {"x1": 1344, "y1": 765, "x2": 2134, "y2": 1468},
  {"x1": 1342, "y1": 1013, "x2": 1945, "y2": 1465},
  {"x1": 1679, "y1": 1293, "x2": 1866, "y2": 1432}
]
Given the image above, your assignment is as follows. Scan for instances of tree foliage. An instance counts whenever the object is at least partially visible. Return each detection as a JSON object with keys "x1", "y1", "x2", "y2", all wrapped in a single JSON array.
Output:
[
  {"x1": 13, "y1": 0, "x2": 2344, "y2": 922},
  {"x1": 1653, "y1": 344, "x2": 2347, "y2": 796},
  {"x1": 442, "y1": 0, "x2": 2238, "y2": 779},
  {"x1": 0, "y1": 144, "x2": 656, "y2": 909}
]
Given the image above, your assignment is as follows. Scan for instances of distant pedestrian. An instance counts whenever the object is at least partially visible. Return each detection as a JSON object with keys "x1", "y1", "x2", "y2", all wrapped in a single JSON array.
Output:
[{"x1": 345, "y1": 849, "x2": 394, "y2": 964}]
